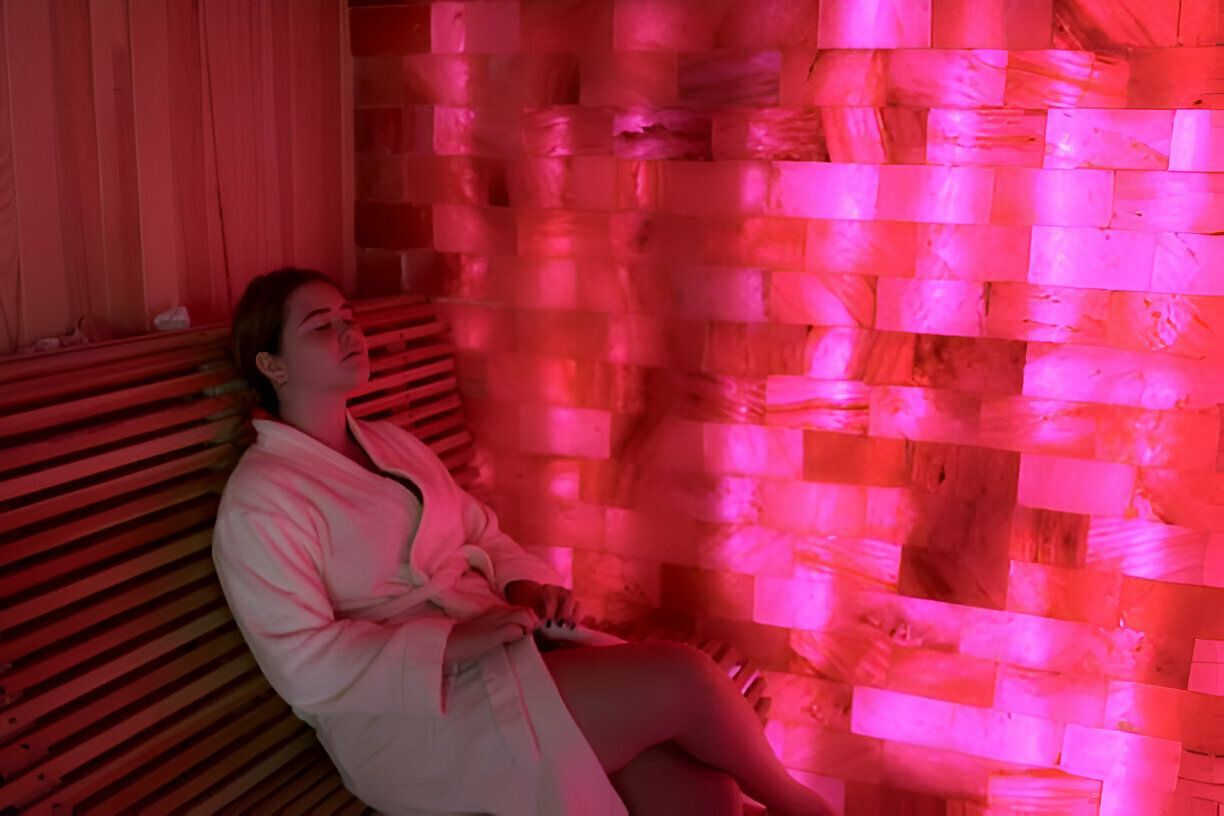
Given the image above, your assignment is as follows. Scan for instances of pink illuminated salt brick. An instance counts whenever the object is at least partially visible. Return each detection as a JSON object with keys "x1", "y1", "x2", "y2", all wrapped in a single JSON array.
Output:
[
  {"x1": 851, "y1": 686, "x2": 1064, "y2": 766},
  {"x1": 763, "y1": 671, "x2": 854, "y2": 729},
  {"x1": 1126, "y1": 47, "x2": 1220, "y2": 109},
  {"x1": 1094, "y1": 403, "x2": 1219, "y2": 471},
  {"x1": 522, "y1": 543, "x2": 574, "y2": 587},
  {"x1": 484, "y1": 352, "x2": 576, "y2": 404},
  {"x1": 818, "y1": 0, "x2": 931, "y2": 48},
  {"x1": 994, "y1": 664, "x2": 1107, "y2": 729},
  {"x1": 712, "y1": 108, "x2": 827, "y2": 162},
  {"x1": 703, "y1": 216, "x2": 808, "y2": 270},
  {"x1": 803, "y1": 431, "x2": 910, "y2": 487},
  {"x1": 807, "y1": 220, "x2": 917, "y2": 278},
  {"x1": 1122, "y1": 575, "x2": 1224, "y2": 640},
  {"x1": 753, "y1": 575, "x2": 841, "y2": 630},
  {"x1": 884, "y1": 646, "x2": 997, "y2": 707},
  {"x1": 760, "y1": 480, "x2": 869, "y2": 538},
  {"x1": 701, "y1": 322, "x2": 812, "y2": 377},
  {"x1": 677, "y1": 50, "x2": 781, "y2": 108},
  {"x1": 1017, "y1": 453, "x2": 1135, "y2": 516},
  {"x1": 1189, "y1": 662, "x2": 1221, "y2": 695},
  {"x1": 1170, "y1": 110, "x2": 1224, "y2": 172},
  {"x1": 915, "y1": 223, "x2": 1030, "y2": 282},
  {"x1": 520, "y1": 0, "x2": 612, "y2": 53},
  {"x1": 763, "y1": 376, "x2": 871, "y2": 433},
  {"x1": 991, "y1": 168, "x2": 1112, "y2": 227},
  {"x1": 783, "y1": 725, "x2": 885, "y2": 781},
  {"x1": 570, "y1": 549, "x2": 659, "y2": 619},
  {"x1": 1152, "y1": 233, "x2": 1224, "y2": 296},
  {"x1": 518, "y1": 210, "x2": 611, "y2": 259},
  {"x1": 350, "y1": 6, "x2": 430, "y2": 56},
  {"x1": 793, "y1": 534, "x2": 902, "y2": 591},
  {"x1": 926, "y1": 108, "x2": 1046, "y2": 168},
  {"x1": 436, "y1": 302, "x2": 514, "y2": 352},
  {"x1": 1004, "y1": 50, "x2": 1129, "y2": 109},
  {"x1": 1043, "y1": 109, "x2": 1173, "y2": 170},
  {"x1": 696, "y1": 522, "x2": 797, "y2": 577},
  {"x1": 983, "y1": 282, "x2": 1109, "y2": 344},
  {"x1": 1006, "y1": 560, "x2": 1121, "y2": 627},
  {"x1": 579, "y1": 50, "x2": 677, "y2": 107},
  {"x1": 1111, "y1": 171, "x2": 1224, "y2": 234},
  {"x1": 402, "y1": 55, "x2": 490, "y2": 107},
  {"x1": 1106, "y1": 291, "x2": 1224, "y2": 361},
  {"x1": 659, "y1": 563, "x2": 756, "y2": 620},
  {"x1": 658, "y1": 161, "x2": 769, "y2": 218},
  {"x1": 768, "y1": 272, "x2": 875, "y2": 328},
  {"x1": 868, "y1": 385, "x2": 981, "y2": 445},
  {"x1": 1060, "y1": 724, "x2": 1181, "y2": 789},
  {"x1": 676, "y1": 267, "x2": 767, "y2": 323},
  {"x1": 779, "y1": 49, "x2": 888, "y2": 108},
  {"x1": 767, "y1": 162, "x2": 879, "y2": 220},
  {"x1": 1028, "y1": 226, "x2": 1154, "y2": 291},
  {"x1": 520, "y1": 106, "x2": 612, "y2": 157},
  {"x1": 611, "y1": 0, "x2": 722, "y2": 51},
  {"x1": 875, "y1": 277, "x2": 986, "y2": 337},
  {"x1": 430, "y1": 2, "x2": 519, "y2": 54},
  {"x1": 1103, "y1": 679, "x2": 1224, "y2": 747},
  {"x1": 1051, "y1": 0, "x2": 1179, "y2": 49},
  {"x1": 876, "y1": 165, "x2": 995, "y2": 225},
  {"x1": 506, "y1": 158, "x2": 572, "y2": 210},
  {"x1": 931, "y1": 0, "x2": 1052, "y2": 49},
  {"x1": 1024, "y1": 343, "x2": 1222, "y2": 409},
  {"x1": 985, "y1": 770, "x2": 1101, "y2": 815},
  {"x1": 702, "y1": 422, "x2": 804, "y2": 479},
  {"x1": 612, "y1": 108, "x2": 711, "y2": 161},
  {"x1": 885, "y1": 49, "x2": 1008, "y2": 108},
  {"x1": 908, "y1": 335, "x2": 1027, "y2": 395},
  {"x1": 433, "y1": 105, "x2": 523, "y2": 156},
  {"x1": 977, "y1": 395, "x2": 1096, "y2": 460}
]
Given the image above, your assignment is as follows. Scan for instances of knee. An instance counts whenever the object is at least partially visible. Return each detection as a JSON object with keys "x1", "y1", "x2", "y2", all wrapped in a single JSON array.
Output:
[{"x1": 652, "y1": 641, "x2": 727, "y2": 696}]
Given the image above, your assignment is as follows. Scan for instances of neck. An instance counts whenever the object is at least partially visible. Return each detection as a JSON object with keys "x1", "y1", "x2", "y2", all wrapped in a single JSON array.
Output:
[{"x1": 274, "y1": 390, "x2": 354, "y2": 456}]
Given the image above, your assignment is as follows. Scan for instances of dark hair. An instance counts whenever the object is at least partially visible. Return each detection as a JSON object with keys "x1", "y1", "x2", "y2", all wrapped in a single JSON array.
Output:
[{"x1": 231, "y1": 267, "x2": 339, "y2": 417}]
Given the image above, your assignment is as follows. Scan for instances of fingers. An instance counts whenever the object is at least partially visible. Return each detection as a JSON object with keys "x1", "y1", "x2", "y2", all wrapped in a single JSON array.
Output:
[{"x1": 540, "y1": 586, "x2": 580, "y2": 629}]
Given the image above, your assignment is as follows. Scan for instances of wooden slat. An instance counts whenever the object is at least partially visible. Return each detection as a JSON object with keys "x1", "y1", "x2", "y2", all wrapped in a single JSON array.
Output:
[
  {"x1": 283, "y1": 770, "x2": 349, "y2": 815},
  {"x1": 0, "y1": 326, "x2": 230, "y2": 385},
  {"x1": 163, "y1": 727, "x2": 319, "y2": 814},
  {"x1": 218, "y1": 737, "x2": 338, "y2": 814}
]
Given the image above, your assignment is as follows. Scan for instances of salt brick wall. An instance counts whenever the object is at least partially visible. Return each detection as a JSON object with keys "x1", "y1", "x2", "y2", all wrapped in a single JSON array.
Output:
[{"x1": 349, "y1": 1, "x2": 1224, "y2": 813}]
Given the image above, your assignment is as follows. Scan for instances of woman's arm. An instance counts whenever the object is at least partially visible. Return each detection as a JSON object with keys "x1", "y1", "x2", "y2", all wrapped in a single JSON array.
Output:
[{"x1": 457, "y1": 487, "x2": 566, "y2": 596}]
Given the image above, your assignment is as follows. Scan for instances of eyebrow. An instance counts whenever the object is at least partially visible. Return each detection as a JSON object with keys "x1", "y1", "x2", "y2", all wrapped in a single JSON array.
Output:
[{"x1": 299, "y1": 302, "x2": 354, "y2": 327}]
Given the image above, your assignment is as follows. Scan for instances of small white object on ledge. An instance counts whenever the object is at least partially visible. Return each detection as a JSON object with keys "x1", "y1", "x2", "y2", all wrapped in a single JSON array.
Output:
[{"x1": 153, "y1": 305, "x2": 191, "y2": 331}]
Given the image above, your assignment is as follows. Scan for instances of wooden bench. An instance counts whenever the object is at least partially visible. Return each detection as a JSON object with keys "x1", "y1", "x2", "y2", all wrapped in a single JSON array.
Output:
[
  {"x1": 0, "y1": 293, "x2": 771, "y2": 815},
  {"x1": 1, "y1": 294, "x2": 473, "y2": 814}
]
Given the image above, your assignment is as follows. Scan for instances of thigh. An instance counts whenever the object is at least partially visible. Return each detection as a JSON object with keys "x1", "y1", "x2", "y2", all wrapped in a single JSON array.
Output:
[
  {"x1": 610, "y1": 740, "x2": 743, "y2": 816},
  {"x1": 540, "y1": 640, "x2": 718, "y2": 775}
]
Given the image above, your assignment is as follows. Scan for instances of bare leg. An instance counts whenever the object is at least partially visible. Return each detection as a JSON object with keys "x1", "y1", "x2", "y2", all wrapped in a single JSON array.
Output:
[
  {"x1": 541, "y1": 641, "x2": 832, "y2": 815},
  {"x1": 610, "y1": 740, "x2": 742, "y2": 816}
]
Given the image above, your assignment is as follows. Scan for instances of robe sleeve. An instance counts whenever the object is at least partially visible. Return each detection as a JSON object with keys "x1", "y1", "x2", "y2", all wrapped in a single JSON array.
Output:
[
  {"x1": 212, "y1": 507, "x2": 457, "y2": 718},
  {"x1": 457, "y1": 487, "x2": 565, "y2": 595}
]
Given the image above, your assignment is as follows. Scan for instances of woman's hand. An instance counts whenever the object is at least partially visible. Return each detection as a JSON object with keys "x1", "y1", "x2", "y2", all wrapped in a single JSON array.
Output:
[
  {"x1": 504, "y1": 580, "x2": 580, "y2": 629},
  {"x1": 442, "y1": 605, "x2": 540, "y2": 665}
]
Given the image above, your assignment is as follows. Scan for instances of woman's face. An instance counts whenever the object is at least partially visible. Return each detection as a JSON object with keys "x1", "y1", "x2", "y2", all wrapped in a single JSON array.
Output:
[{"x1": 258, "y1": 280, "x2": 370, "y2": 398}]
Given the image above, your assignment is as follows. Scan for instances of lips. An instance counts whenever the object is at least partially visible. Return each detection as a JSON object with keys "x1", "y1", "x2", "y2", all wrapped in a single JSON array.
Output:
[{"x1": 342, "y1": 348, "x2": 365, "y2": 360}]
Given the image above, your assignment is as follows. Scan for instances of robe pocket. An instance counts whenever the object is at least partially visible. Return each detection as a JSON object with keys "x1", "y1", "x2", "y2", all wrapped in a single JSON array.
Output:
[{"x1": 319, "y1": 711, "x2": 439, "y2": 782}]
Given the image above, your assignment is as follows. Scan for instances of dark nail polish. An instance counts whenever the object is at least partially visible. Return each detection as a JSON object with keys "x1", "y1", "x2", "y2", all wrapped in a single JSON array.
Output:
[{"x1": 546, "y1": 619, "x2": 553, "y2": 628}]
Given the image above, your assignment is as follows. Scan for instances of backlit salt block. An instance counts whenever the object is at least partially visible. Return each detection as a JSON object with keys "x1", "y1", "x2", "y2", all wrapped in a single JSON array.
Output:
[
  {"x1": 1188, "y1": 663, "x2": 1221, "y2": 695},
  {"x1": 1092, "y1": 404, "x2": 1219, "y2": 471},
  {"x1": 1023, "y1": 343, "x2": 1222, "y2": 409},
  {"x1": 759, "y1": 480, "x2": 868, "y2": 538},
  {"x1": 513, "y1": 308, "x2": 608, "y2": 358},
  {"x1": 1106, "y1": 291, "x2": 1224, "y2": 359},
  {"x1": 433, "y1": 105, "x2": 523, "y2": 156},
  {"x1": 802, "y1": 430, "x2": 910, "y2": 487},
  {"x1": 354, "y1": 201, "x2": 433, "y2": 251},
  {"x1": 1053, "y1": 0, "x2": 1180, "y2": 49},
  {"x1": 851, "y1": 686, "x2": 1064, "y2": 765},
  {"x1": 350, "y1": 5, "x2": 430, "y2": 56},
  {"x1": 1028, "y1": 225, "x2": 1154, "y2": 290},
  {"x1": 1060, "y1": 723, "x2": 1181, "y2": 790},
  {"x1": 885, "y1": 49, "x2": 1008, "y2": 107},
  {"x1": 864, "y1": 485, "x2": 923, "y2": 544},
  {"x1": 977, "y1": 396, "x2": 1094, "y2": 459},
  {"x1": 658, "y1": 161, "x2": 768, "y2": 218},
  {"x1": 766, "y1": 162, "x2": 879, "y2": 220},
  {"x1": 792, "y1": 627, "x2": 895, "y2": 686},
  {"x1": 712, "y1": 107, "x2": 827, "y2": 161},
  {"x1": 1044, "y1": 108, "x2": 1172, "y2": 170},
  {"x1": 992, "y1": 168, "x2": 1113, "y2": 227},
  {"x1": 504, "y1": 258, "x2": 578, "y2": 309},
  {"x1": 821, "y1": 107, "x2": 928, "y2": 165},
  {"x1": 1008, "y1": 504, "x2": 1089, "y2": 566},
  {"x1": 875, "y1": 165, "x2": 995, "y2": 225},
  {"x1": 875, "y1": 277, "x2": 986, "y2": 336},
  {"x1": 1170, "y1": 110, "x2": 1224, "y2": 172},
  {"x1": 779, "y1": 49, "x2": 888, "y2": 108},
  {"x1": 1126, "y1": 47, "x2": 1220, "y2": 109},
  {"x1": 783, "y1": 724, "x2": 885, "y2": 781},
  {"x1": 915, "y1": 222, "x2": 1029, "y2": 281},
  {"x1": 930, "y1": 0, "x2": 1053, "y2": 49},
  {"x1": 926, "y1": 108, "x2": 1046, "y2": 168},
  {"x1": 604, "y1": 312, "x2": 669, "y2": 366},
  {"x1": 430, "y1": 1, "x2": 519, "y2": 54},
  {"x1": 356, "y1": 155, "x2": 403, "y2": 201},
  {"x1": 659, "y1": 562, "x2": 756, "y2": 620},
  {"x1": 673, "y1": 266, "x2": 767, "y2": 323},
  {"x1": 579, "y1": 49, "x2": 677, "y2": 107},
  {"x1": 984, "y1": 282, "x2": 1109, "y2": 344},
  {"x1": 703, "y1": 215, "x2": 808, "y2": 269},
  {"x1": 702, "y1": 322, "x2": 812, "y2": 376},
  {"x1": 609, "y1": 211, "x2": 706, "y2": 264},
  {"x1": 484, "y1": 352, "x2": 576, "y2": 403},
  {"x1": 908, "y1": 335, "x2": 1027, "y2": 394},
  {"x1": 761, "y1": 670, "x2": 854, "y2": 730},
  {"x1": 817, "y1": 0, "x2": 931, "y2": 49},
  {"x1": 1104, "y1": 679, "x2": 1224, "y2": 751},
  {"x1": 520, "y1": 0, "x2": 612, "y2": 54},
  {"x1": 611, "y1": 0, "x2": 724, "y2": 51},
  {"x1": 1004, "y1": 50, "x2": 1129, "y2": 109},
  {"x1": 521, "y1": 106, "x2": 612, "y2": 156},
  {"x1": 518, "y1": 209, "x2": 611, "y2": 258},
  {"x1": 806, "y1": 219, "x2": 917, "y2": 278},
  {"x1": 985, "y1": 769, "x2": 1101, "y2": 816},
  {"x1": 1111, "y1": 170, "x2": 1224, "y2": 234},
  {"x1": 399, "y1": 155, "x2": 479, "y2": 205},
  {"x1": 520, "y1": 542, "x2": 574, "y2": 586},
  {"x1": 1121, "y1": 575, "x2": 1224, "y2": 640},
  {"x1": 792, "y1": 534, "x2": 902, "y2": 591},
  {"x1": 677, "y1": 50, "x2": 781, "y2": 108},
  {"x1": 1017, "y1": 452, "x2": 1135, "y2": 516},
  {"x1": 884, "y1": 645, "x2": 997, "y2": 707},
  {"x1": 801, "y1": 327, "x2": 908, "y2": 382},
  {"x1": 612, "y1": 108, "x2": 712, "y2": 161},
  {"x1": 1152, "y1": 233, "x2": 1224, "y2": 296},
  {"x1": 768, "y1": 272, "x2": 874, "y2": 328},
  {"x1": 703, "y1": 422, "x2": 805, "y2": 479},
  {"x1": 402, "y1": 54, "x2": 486, "y2": 106},
  {"x1": 993, "y1": 663, "x2": 1107, "y2": 728},
  {"x1": 1006, "y1": 560, "x2": 1121, "y2": 627},
  {"x1": 694, "y1": 522, "x2": 796, "y2": 577},
  {"x1": 354, "y1": 106, "x2": 429, "y2": 156},
  {"x1": 353, "y1": 56, "x2": 408, "y2": 106},
  {"x1": 764, "y1": 376, "x2": 872, "y2": 434},
  {"x1": 868, "y1": 385, "x2": 981, "y2": 445},
  {"x1": 570, "y1": 548, "x2": 661, "y2": 621},
  {"x1": 1091, "y1": 521, "x2": 1214, "y2": 584}
]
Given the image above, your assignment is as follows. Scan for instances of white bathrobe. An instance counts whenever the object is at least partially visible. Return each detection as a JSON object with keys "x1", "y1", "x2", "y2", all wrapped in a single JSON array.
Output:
[{"x1": 211, "y1": 410, "x2": 629, "y2": 816}]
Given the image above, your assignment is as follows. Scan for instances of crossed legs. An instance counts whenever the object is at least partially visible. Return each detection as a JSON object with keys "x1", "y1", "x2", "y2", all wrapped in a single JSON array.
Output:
[{"x1": 540, "y1": 640, "x2": 832, "y2": 815}]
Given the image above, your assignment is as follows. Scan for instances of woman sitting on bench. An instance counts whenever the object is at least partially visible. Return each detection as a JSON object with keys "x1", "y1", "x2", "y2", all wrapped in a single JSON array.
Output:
[{"x1": 212, "y1": 267, "x2": 834, "y2": 816}]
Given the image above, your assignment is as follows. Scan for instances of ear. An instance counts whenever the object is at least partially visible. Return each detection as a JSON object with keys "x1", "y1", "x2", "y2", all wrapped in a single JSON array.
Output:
[{"x1": 255, "y1": 351, "x2": 288, "y2": 386}]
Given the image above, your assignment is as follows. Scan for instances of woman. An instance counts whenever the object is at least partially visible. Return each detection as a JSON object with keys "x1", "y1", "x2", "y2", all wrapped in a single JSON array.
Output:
[{"x1": 212, "y1": 268, "x2": 834, "y2": 816}]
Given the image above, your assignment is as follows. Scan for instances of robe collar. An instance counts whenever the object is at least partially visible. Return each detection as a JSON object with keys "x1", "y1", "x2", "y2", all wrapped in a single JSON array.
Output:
[{"x1": 249, "y1": 406, "x2": 411, "y2": 483}]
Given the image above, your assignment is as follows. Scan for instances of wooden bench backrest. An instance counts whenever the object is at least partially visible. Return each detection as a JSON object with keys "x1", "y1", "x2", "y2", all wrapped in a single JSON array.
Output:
[{"x1": 0, "y1": 295, "x2": 474, "y2": 814}]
